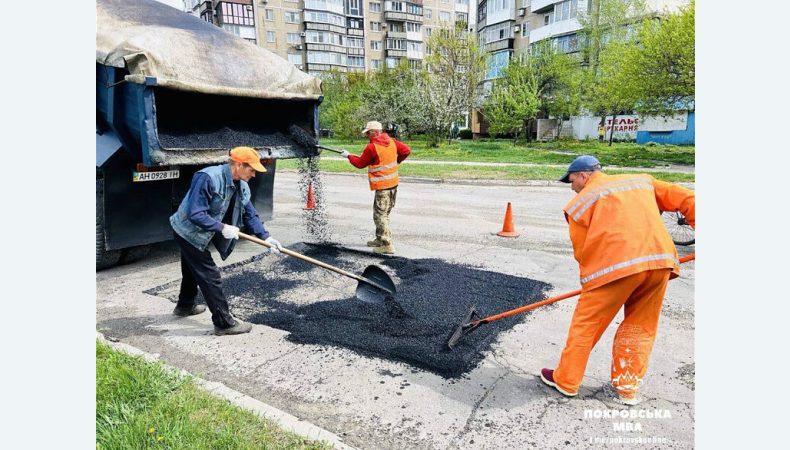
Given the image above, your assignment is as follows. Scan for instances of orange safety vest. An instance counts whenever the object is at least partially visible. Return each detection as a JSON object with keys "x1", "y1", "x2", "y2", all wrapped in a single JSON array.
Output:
[
  {"x1": 563, "y1": 172, "x2": 695, "y2": 291},
  {"x1": 368, "y1": 140, "x2": 399, "y2": 191}
]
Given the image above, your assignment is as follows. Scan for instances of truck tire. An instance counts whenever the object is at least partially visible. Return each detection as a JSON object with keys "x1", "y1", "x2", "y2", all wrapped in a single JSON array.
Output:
[{"x1": 96, "y1": 178, "x2": 122, "y2": 270}]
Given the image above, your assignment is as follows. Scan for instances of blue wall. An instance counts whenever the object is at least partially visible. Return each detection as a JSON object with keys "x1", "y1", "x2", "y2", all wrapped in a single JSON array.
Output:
[{"x1": 636, "y1": 111, "x2": 695, "y2": 145}]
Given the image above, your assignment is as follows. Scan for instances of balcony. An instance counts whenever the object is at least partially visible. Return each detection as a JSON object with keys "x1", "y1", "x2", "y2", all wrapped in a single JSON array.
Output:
[
  {"x1": 531, "y1": 0, "x2": 558, "y2": 13},
  {"x1": 387, "y1": 30, "x2": 407, "y2": 39},
  {"x1": 529, "y1": 18, "x2": 581, "y2": 43},
  {"x1": 384, "y1": 11, "x2": 423, "y2": 22},
  {"x1": 484, "y1": 38, "x2": 514, "y2": 53},
  {"x1": 304, "y1": 22, "x2": 347, "y2": 35},
  {"x1": 347, "y1": 27, "x2": 364, "y2": 36},
  {"x1": 386, "y1": 48, "x2": 407, "y2": 58},
  {"x1": 347, "y1": 47, "x2": 365, "y2": 56},
  {"x1": 305, "y1": 42, "x2": 347, "y2": 53}
]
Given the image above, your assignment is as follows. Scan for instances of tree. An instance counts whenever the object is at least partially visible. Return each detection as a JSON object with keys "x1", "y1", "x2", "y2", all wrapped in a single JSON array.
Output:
[
  {"x1": 482, "y1": 56, "x2": 540, "y2": 142},
  {"x1": 318, "y1": 70, "x2": 366, "y2": 139},
  {"x1": 578, "y1": 0, "x2": 647, "y2": 145},
  {"x1": 419, "y1": 23, "x2": 487, "y2": 146},
  {"x1": 529, "y1": 41, "x2": 584, "y2": 138},
  {"x1": 626, "y1": 0, "x2": 695, "y2": 116},
  {"x1": 358, "y1": 62, "x2": 423, "y2": 137}
]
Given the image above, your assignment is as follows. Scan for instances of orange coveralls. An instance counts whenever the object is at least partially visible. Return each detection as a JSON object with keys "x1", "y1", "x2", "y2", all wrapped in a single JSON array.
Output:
[{"x1": 552, "y1": 172, "x2": 695, "y2": 398}]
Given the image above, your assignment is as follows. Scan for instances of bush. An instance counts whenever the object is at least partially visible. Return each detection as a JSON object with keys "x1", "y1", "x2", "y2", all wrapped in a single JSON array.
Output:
[{"x1": 459, "y1": 128, "x2": 473, "y2": 139}]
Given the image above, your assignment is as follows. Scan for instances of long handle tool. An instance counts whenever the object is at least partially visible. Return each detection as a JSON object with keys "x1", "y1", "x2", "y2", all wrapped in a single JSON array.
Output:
[
  {"x1": 447, "y1": 253, "x2": 696, "y2": 349},
  {"x1": 288, "y1": 124, "x2": 346, "y2": 155},
  {"x1": 238, "y1": 232, "x2": 397, "y2": 304}
]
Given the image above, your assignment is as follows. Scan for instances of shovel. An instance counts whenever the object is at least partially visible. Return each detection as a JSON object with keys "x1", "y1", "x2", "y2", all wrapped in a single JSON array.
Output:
[
  {"x1": 447, "y1": 253, "x2": 696, "y2": 349},
  {"x1": 238, "y1": 232, "x2": 397, "y2": 304},
  {"x1": 288, "y1": 125, "x2": 346, "y2": 155}
]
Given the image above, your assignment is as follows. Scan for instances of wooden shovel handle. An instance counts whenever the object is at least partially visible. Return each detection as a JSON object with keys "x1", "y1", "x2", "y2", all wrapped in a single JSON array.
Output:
[{"x1": 238, "y1": 232, "x2": 364, "y2": 282}]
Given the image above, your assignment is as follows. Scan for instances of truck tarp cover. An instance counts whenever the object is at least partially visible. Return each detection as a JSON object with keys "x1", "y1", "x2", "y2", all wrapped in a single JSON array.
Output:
[{"x1": 96, "y1": 0, "x2": 322, "y2": 100}]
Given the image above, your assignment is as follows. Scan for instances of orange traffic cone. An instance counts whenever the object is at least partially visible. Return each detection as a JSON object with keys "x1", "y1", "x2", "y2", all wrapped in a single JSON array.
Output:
[
  {"x1": 304, "y1": 181, "x2": 316, "y2": 210},
  {"x1": 496, "y1": 202, "x2": 520, "y2": 237}
]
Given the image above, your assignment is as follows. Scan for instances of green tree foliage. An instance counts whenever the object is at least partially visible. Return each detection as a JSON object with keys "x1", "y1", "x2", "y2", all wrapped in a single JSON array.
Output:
[
  {"x1": 483, "y1": 56, "x2": 540, "y2": 141},
  {"x1": 359, "y1": 62, "x2": 423, "y2": 137},
  {"x1": 626, "y1": 0, "x2": 695, "y2": 116},
  {"x1": 420, "y1": 23, "x2": 487, "y2": 145},
  {"x1": 318, "y1": 70, "x2": 366, "y2": 139}
]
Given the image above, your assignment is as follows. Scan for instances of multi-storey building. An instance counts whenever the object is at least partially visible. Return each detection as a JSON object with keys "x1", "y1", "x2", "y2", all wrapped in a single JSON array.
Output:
[
  {"x1": 186, "y1": 1, "x2": 259, "y2": 43},
  {"x1": 471, "y1": 0, "x2": 689, "y2": 136}
]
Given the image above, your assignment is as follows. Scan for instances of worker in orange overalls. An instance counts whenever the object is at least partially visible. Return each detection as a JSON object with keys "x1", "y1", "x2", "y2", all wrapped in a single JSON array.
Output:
[
  {"x1": 339, "y1": 121, "x2": 410, "y2": 254},
  {"x1": 540, "y1": 155, "x2": 695, "y2": 405}
]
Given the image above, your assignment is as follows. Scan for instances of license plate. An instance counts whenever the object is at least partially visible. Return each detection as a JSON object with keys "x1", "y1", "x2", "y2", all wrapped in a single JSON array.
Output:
[{"x1": 133, "y1": 170, "x2": 180, "y2": 182}]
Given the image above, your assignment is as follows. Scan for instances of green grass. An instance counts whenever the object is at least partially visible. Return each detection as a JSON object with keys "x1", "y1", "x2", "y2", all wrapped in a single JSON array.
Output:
[
  {"x1": 320, "y1": 137, "x2": 695, "y2": 167},
  {"x1": 96, "y1": 341, "x2": 331, "y2": 450},
  {"x1": 278, "y1": 159, "x2": 695, "y2": 183}
]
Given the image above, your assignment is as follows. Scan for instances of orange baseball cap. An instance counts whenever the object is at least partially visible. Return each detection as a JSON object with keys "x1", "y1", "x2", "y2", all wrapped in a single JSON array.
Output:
[{"x1": 229, "y1": 146, "x2": 266, "y2": 172}]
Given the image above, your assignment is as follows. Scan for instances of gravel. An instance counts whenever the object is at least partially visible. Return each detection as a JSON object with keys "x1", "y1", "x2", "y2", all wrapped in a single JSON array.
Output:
[{"x1": 158, "y1": 127, "x2": 296, "y2": 149}]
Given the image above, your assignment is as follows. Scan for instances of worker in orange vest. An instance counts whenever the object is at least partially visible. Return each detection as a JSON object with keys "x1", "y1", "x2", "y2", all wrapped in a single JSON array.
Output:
[
  {"x1": 340, "y1": 121, "x2": 410, "y2": 254},
  {"x1": 540, "y1": 155, "x2": 695, "y2": 405}
]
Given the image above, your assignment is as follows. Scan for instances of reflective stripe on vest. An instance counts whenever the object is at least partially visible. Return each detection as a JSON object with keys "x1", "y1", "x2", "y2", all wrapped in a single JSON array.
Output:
[
  {"x1": 567, "y1": 177, "x2": 653, "y2": 221},
  {"x1": 368, "y1": 140, "x2": 399, "y2": 190},
  {"x1": 580, "y1": 253, "x2": 679, "y2": 284}
]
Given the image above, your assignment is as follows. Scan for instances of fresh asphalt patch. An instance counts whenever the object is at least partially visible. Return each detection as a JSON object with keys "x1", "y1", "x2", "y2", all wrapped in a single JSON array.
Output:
[{"x1": 145, "y1": 244, "x2": 552, "y2": 378}]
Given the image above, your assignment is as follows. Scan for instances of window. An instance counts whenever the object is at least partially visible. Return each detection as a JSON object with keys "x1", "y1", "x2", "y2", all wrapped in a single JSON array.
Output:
[
  {"x1": 425, "y1": 9, "x2": 432, "y2": 19},
  {"x1": 305, "y1": 11, "x2": 345, "y2": 26},
  {"x1": 348, "y1": 0, "x2": 362, "y2": 16},
  {"x1": 370, "y1": 2, "x2": 382, "y2": 12},
  {"x1": 544, "y1": 13, "x2": 551, "y2": 25},
  {"x1": 389, "y1": 22, "x2": 404, "y2": 32},
  {"x1": 521, "y1": 22, "x2": 529, "y2": 36},
  {"x1": 288, "y1": 53, "x2": 303, "y2": 65},
  {"x1": 385, "y1": 57, "x2": 398, "y2": 68},
  {"x1": 407, "y1": 42, "x2": 422, "y2": 52},
  {"x1": 553, "y1": 33, "x2": 579, "y2": 53},
  {"x1": 306, "y1": 30, "x2": 344, "y2": 45},
  {"x1": 371, "y1": 21, "x2": 382, "y2": 31},
  {"x1": 265, "y1": 9, "x2": 274, "y2": 21},
  {"x1": 348, "y1": 56, "x2": 365, "y2": 67},
  {"x1": 219, "y1": 2, "x2": 255, "y2": 26},
  {"x1": 307, "y1": 51, "x2": 347, "y2": 65},
  {"x1": 285, "y1": 11, "x2": 300, "y2": 23},
  {"x1": 287, "y1": 33, "x2": 301, "y2": 44},
  {"x1": 406, "y1": 4, "x2": 422, "y2": 14},
  {"x1": 486, "y1": 49, "x2": 510, "y2": 79},
  {"x1": 347, "y1": 37, "x2": 364, "y2": 48},
  {"x1": 370, "y1": 59, "x2": 382, "y2": 69},
  {"x1": 455, "y1": 12, "x2": 468, "y2": 24},
  {"x1": 553, "y1": 0, "x2": 578, "y2": 23},
  {"x1": 267, "y1": 31, "x2": 276, "y2": 42},
  {"x1": 389, "y1": 2, "x2": 403, "y2": 12},
  {"x1": 386, "y1": 38, "x2": 406, "y2": 50},
  {"x1": 406, "y1": 22, "x2": 421, "y2": 32},
  {"x1": 348, "y1": 17, "x2": 363, "y2": 28},
  {"x1": 370, "y1": 40, "x2": 381, "y2": 50},
  {"x1": 439, "y1": 11, "x2": 451, "y2": 22},
  {"x1": 425, "y1": 27, "x2": 432, "y2": 36}
]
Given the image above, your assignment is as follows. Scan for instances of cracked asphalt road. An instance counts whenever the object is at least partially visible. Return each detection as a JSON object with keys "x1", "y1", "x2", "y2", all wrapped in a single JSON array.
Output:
[{"x1": 96, "y1": 170, "x2": 695, "y2": 449}]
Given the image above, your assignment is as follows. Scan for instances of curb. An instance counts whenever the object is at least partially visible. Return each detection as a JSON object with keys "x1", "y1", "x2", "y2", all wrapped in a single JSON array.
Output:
[{"x1": 96, "y1": 333, "x2": 357, "y2": 450}]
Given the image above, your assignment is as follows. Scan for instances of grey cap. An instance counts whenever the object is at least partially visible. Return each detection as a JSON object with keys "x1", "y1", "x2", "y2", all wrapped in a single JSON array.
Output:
[{"x1": 559, "y1": 155, "x2": 602, "y2": 183}]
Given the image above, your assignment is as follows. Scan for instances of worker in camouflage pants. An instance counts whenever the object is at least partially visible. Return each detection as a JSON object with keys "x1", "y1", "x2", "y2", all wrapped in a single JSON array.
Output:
[{"x1": 340, "y1": 120, "x2": 410, "y2": 254}]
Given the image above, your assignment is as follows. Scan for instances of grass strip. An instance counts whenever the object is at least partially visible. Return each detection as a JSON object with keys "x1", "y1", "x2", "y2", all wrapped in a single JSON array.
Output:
[
  {"x1": 319, "y1": 138, "x2": 695, "y2": 167},
  {"x1": 277, "y1": 159, "x2": 695, "y2": 183},
  {"x1": 96, "y1": 341, "x2": 331, "y2": 450}
]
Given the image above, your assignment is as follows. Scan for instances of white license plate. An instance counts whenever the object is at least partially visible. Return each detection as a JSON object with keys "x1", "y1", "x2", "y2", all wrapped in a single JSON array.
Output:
[{"x1": 133, "y1": 170, "x2": 180, "y2": 182}]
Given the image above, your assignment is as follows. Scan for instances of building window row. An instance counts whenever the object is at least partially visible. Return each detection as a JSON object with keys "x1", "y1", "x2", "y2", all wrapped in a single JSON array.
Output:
[
  {"x1": 306, "y1": 30, "x2": 345, "y2": 45},
  {"x1": 220, "y1": 2, "x2": 254, "y2": 26},
  {"x1": 305, "y1": 10, "x2": 345, "y2": 26},
  {"x1": 307, "y1": 50, "x2": 347, "y2": 65},
  {"x1": 305, "y1": 0, "x2": 345, "y2": 15},
  {"x1": 369, "y1": 2, "x2": 382, "y2": 13}
]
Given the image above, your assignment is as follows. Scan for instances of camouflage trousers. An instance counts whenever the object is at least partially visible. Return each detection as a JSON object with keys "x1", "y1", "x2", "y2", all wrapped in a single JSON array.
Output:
[{"x1": 373, "y1": 187, "x2": 397, "y2": 246}]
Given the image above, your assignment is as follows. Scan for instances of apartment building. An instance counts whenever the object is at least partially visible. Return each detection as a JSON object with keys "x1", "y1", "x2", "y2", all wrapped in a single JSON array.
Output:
[
  {"x1": 185, "y1": 1, "x2": 475, "y2": 75},
  {"x1": 471, "y1": 0, "x2": 688, "y2": 136}
]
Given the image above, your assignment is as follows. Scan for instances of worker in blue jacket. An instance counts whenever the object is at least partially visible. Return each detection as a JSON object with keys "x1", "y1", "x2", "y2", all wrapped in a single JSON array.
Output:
[{"x1": 169, "y1": 146, "x2": 283, "y2": 335}]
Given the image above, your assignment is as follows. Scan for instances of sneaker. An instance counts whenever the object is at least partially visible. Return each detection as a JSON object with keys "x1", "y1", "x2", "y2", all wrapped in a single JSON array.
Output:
[
  {"x1": 617, "y1": 392, "x2": 641, "y2": 406},
  {"x1": 366, "y1": 239, "x2": 383, "y2": 247},
  {"x1": 173, "y1": 304, "x2": 207, "y2": 317},
  {"x1": 214, "y1": 320, "x2": 252, "y2": 336},
  {"x1": 539, "y1": 368, "x2": 578, "y2": 397},
  {"x1": 372, "y1": 244, "x2": 395, "y2": 255}
]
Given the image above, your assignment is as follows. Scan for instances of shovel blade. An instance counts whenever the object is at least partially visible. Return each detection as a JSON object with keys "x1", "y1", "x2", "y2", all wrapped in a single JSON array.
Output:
[{"x1": 354, "y1": 265, "x2": 396, "y2": 304}]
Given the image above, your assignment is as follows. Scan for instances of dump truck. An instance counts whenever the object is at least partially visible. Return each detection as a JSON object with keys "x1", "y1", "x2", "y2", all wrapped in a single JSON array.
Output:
[{"x1": 96, "y1": 0, "x2": 322, "y2": 269}]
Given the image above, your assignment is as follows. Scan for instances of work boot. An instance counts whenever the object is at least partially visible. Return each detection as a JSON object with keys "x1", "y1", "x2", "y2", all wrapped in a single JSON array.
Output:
[
  {"x1": 173, "y1": 304, "x2": 207, "y2": 317},
  {"x1": 214, "y1": 320, "x2": 252, "y2": 336},
  {"x1": 539, "y1": 368, "x2": 577, "y2": 397},
  {"x1": 372, "y1": 244, "x2": 395, "y2": 255},
  {"x1": 366, "y1": 239, "x2": 383, "y2": 247}
]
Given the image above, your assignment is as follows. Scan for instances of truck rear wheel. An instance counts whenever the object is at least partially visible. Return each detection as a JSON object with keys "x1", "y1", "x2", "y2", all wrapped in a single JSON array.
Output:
[{"x1": 96, "y1": 178, "x2": 122, "y2": 270}]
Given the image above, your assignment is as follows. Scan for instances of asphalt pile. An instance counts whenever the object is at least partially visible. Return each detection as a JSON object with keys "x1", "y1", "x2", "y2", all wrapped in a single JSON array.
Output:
[
  {"x1": 147, "y1": 244, "x2": 552, "y2": 378},
  {"x1": 158, "y1": 127, "x2": 295, "y2": 149}
]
